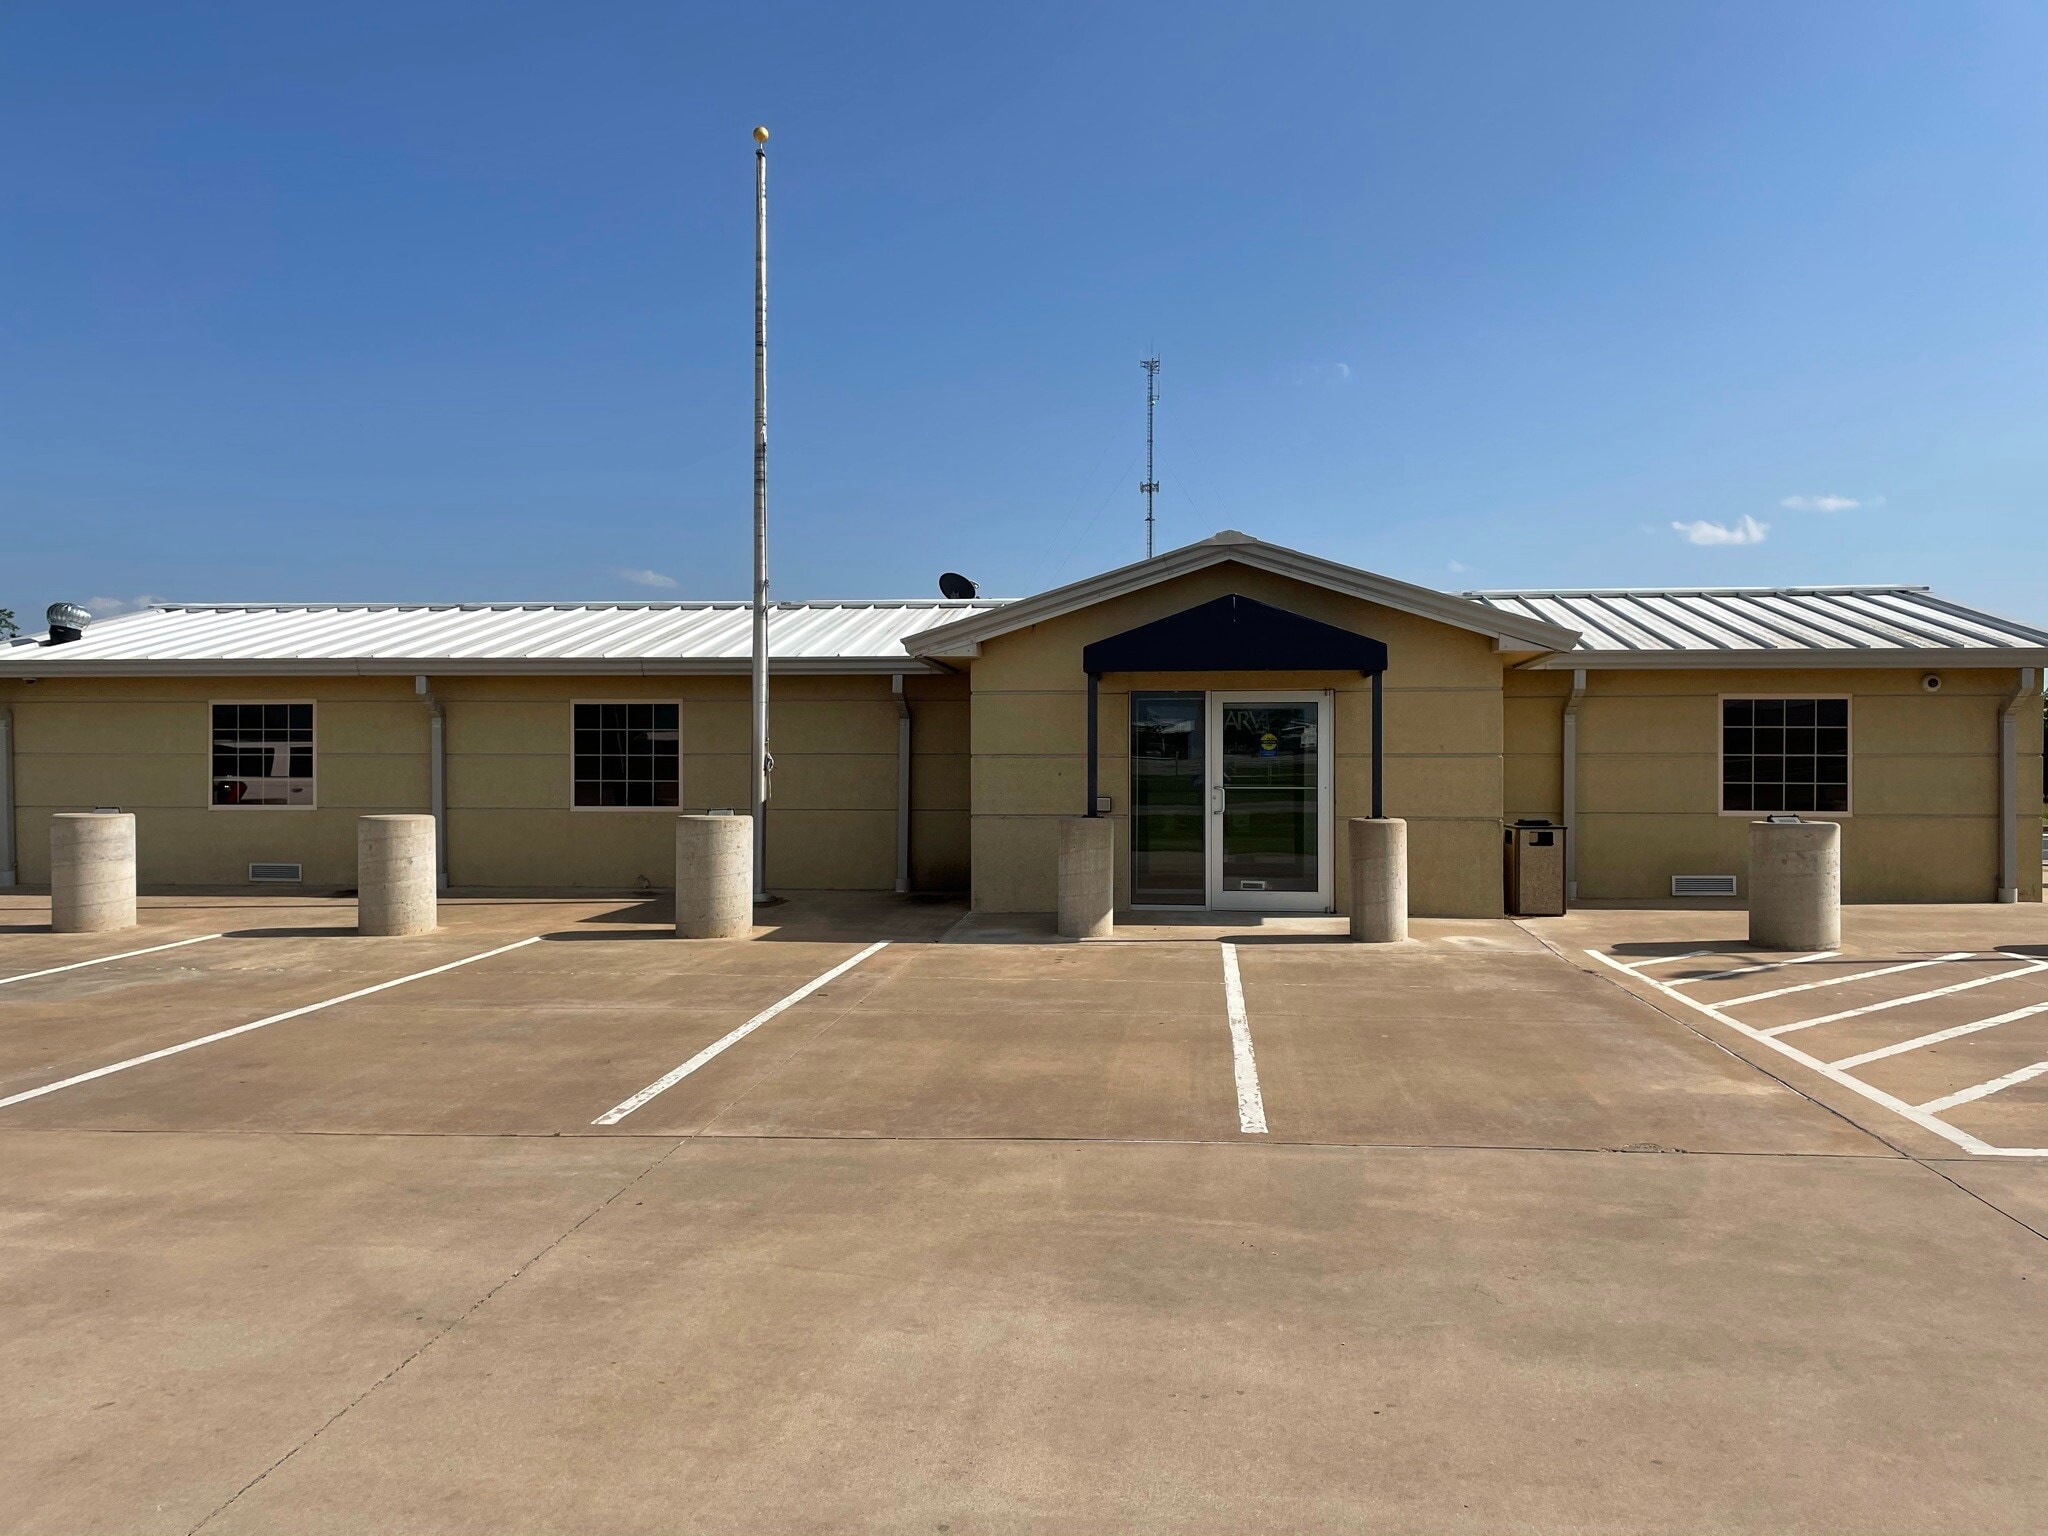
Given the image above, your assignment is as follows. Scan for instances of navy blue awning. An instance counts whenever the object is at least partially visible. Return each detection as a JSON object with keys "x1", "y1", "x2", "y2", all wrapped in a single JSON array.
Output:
[{"x1": 1081, "y1": 594, "x2": 1387, "y2": 676}]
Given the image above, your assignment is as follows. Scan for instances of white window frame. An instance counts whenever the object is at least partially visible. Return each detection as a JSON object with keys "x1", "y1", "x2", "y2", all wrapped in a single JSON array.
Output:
[
  {"x1": 207, "y1": 699, "x2": 319, "y2": 811},
  {"x1": 1716, "y1": 693, "x2": 1853, "y2": 819},
  {"x1": 568, "y1": 699, "x2": 683, "y2": 812}
]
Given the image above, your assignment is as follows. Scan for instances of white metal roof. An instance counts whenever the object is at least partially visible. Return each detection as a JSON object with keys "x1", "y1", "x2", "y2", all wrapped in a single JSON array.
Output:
[
  {"x1": 1465, "y1": 585, "x2": 2048, "y2": 668},
  {"x1": 4, "y1": 582, "x2": 2041, "y2": 677},
  {"x1": 0, "y1": 600, "x2": 1008, "y2": 676}
]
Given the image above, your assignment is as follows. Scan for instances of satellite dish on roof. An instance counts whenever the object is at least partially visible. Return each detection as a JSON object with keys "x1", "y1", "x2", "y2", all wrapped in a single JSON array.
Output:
[{"x1": 938, "y1": 573, "x2": 978, "y2": 600}]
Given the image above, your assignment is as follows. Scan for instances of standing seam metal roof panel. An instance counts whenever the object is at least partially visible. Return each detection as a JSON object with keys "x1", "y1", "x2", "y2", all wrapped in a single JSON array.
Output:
[
  {"x1": 8, "y1": 586, "x2": 2046, "y2": 668},
  {"x1": 1461, "y1": 586, "x2": 2048, "y2": 654},
  {"x1": 0, "y1": 600, "x2": 1011, "y2": 669}
]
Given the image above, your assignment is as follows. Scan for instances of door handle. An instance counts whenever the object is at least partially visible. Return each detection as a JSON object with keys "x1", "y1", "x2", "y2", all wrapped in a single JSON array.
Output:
[{"x1": 1211, "y1": 783, "x2": 1224, "y2": 815}]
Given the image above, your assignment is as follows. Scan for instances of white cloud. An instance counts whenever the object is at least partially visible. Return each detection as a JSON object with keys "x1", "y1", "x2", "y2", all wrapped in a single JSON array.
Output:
[
  {"x1": 80, "y1": 594, "x2": 167, "y2": 619},
  {"x1": 1295, "y1": 361, "x2": 1353, "y2": 385},
  {"x1": 613, "y1": 567, "x2": 679, "y2": 590},
  {"x1": 1671, "y1": 516, "x2": 1768, "y2": 547},
  {"x1": 1779, "y1": 494, "x2": 1860, "y2": 513},
  {"x1": 1446, "y1": 560, "x2": 1469, "y2": 574}
]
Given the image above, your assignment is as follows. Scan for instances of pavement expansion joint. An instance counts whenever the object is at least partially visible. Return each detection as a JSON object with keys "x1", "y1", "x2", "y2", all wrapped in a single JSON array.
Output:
[{"x1": 0, "y1": 1123, "x2": 1915, "y2": 1160}]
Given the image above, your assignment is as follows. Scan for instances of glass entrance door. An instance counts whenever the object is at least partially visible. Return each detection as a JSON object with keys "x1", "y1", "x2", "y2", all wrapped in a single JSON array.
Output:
[{"x1": 1206, "y1": 692, "x2": 1333, "y2": 911}]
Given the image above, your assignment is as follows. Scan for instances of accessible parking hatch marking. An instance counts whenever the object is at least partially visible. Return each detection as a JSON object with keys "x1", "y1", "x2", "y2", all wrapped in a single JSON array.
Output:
[
  {"x1": 1829, "y1": 995, "x2": 2048, "y2": 1070},
  {"x1": 1920, "y1": 1059, "x2": 2048, "y2": 1115},
  {"x1": 1761, "y1": 958, "x2": 2048, "y2": 1037},
  {"x1": 1669, "y1": 951, "x2": 1837, "y2": 986},
  {"x1": 1725, "y1": 952, "x2": 1968, "y2": 1007},
  {"x1": 1588, "y1": 947, "x2": 2048, "y2": 1157}
]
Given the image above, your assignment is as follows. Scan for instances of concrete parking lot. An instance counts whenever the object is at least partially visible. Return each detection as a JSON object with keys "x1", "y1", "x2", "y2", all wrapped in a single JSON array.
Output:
[{"x1": 4, "y1": 891, "x2": 2048, "y2": 1533}]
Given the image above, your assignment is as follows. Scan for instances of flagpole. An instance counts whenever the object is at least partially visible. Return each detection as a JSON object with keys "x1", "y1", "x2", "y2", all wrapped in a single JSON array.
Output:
[{"x1": 750, "y1": 124, "x2": 771, "y2": 902}]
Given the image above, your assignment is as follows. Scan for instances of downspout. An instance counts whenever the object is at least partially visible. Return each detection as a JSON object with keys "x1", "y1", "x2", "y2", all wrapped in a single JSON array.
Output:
[
  {"x1": 892, "y1": 674, "x2": 912, "y2": 894},
  {"x1": 0, "y1": 705, "x2": 14, "y2": 887},
  {"x1": 1998, "y1": 667, "x2": 2035, "y2": 903},
  {"x1": 1562, "y1": 668, "x2": 1586, "y2": 901},
  {"x1": 415, "y1": 676, "x2": 448, "y2": 892}
]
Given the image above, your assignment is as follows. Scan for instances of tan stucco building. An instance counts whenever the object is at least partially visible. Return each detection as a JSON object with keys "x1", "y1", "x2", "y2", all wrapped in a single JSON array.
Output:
[{"x1": 2, "y1": 532, "x2": 2041, "y2": 914}]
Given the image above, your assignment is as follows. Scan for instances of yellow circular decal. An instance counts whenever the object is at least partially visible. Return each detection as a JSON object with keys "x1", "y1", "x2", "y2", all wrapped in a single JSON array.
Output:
[{"x1": 1259, "y1": 731, "x2": 1279, "y2": 753}]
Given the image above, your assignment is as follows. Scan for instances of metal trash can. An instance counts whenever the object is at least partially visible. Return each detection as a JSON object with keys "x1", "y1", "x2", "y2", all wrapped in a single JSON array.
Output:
[{"x1": 1504, "y1": 819, "x2": 1567, "y2": 917}]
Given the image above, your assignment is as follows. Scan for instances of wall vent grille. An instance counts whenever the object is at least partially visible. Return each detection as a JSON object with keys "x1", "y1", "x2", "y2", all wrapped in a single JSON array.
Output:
[
  {"x1": 249, "y1": 862, "x2": 303, "y2": 883},
  {"x1": 1672, "y1": 874, "x2": 1738, "y2": 897}
]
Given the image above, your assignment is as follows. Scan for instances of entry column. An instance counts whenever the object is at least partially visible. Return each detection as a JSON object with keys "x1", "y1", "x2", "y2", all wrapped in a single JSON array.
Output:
[
  {"x1": 1348, "y1": 817, "x2": 1408, "y2": 943},
  {"x1": 1058, "y1": 815, "x2": 1114, "y2": 939}
]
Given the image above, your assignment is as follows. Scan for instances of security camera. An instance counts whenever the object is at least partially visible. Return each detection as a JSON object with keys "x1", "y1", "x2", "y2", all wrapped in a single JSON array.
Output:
[{"x1": 1921, "y1": 674, "x2": 1942, "y2": 693}]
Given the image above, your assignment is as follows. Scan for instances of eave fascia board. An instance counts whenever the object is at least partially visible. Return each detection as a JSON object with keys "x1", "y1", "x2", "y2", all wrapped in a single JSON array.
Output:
[
  {"x1": 908, "y1": 537, "x2": 1577, "y2": 655},
  {"x1": 1515, "y1": 647, "x2": 2048, "y2": 671}
]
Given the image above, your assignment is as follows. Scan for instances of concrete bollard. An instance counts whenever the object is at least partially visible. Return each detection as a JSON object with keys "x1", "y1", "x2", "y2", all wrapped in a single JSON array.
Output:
[
  {"x1": 1057, "y1": 815, "x2": 1114, "y2": 939},
  {"x1": 357, "y1": 815, "x2": 438, "y2": 936},
  {"x1": 1749, "y1": 818, "x2": 1841, "y2": 951},
  {"x1": 676, "y1": 814, "x2": 753, "y2": 939},
  {"x1": 51, "y1": 812, "x2": 137, "y2": 934},
  {"x1": 1348, "y1": 817, "x2": 1409, "y2": 943}
]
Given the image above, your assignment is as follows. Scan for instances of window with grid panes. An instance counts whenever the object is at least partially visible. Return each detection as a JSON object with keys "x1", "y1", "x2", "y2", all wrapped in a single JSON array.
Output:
[
  {"x1": 572, "y1": 702, "x2": 679, "y2": 807},
  {"x1": 1721, "y1": 698, "x2": 1848, "y2": 813},
  {"x1": 211, "y1": 703, "x2": 315, "y2": 806}
]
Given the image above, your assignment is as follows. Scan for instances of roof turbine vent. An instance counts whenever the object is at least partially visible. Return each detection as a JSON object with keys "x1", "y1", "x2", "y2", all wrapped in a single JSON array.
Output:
[{"x1": 44, "y1": 602, "x2": 91, "y2": 646}]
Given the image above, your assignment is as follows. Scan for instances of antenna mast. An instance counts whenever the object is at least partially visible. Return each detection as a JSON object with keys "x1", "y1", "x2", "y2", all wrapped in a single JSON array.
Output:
[{"x1": 1139, "y1": 356, "x2": 1160, "y2": 557}]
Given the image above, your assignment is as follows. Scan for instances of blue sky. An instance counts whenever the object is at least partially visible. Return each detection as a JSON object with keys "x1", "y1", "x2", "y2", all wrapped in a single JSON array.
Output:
[{"x1": 5, "y1": 1, "x2": 2047, "y2": 627}]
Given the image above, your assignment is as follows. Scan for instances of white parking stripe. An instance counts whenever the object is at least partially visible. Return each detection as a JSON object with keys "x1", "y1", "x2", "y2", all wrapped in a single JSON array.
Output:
[
  {"x1": 592, "y1": 942, "x2": 890, "y2": 1126},
  {"x1": 1829, "y1": 997, "x2": 2048, "y2": 1070},
  {"x1": 0, "y1": 933, "x2": 222, "y2": 987},
  {"x1": 1608, "y1": 948, "x2": 1719, "y2": 973},
  {"x1": 1921, "y1": 1060, "x2": 2048, "y2": 1115},
  {"x1": 0, "y1": 936, "x2": 542, "y2": 1111},
  {"x1": 1671, "y1": 951, "x2": 1837, "y2": 986},
  {"x1": 1587, "y1": 948, "x2": 2048, "y2": 1157},
  {"x1": 1723, "y1": 952, "x2": 1971, "y2": 1006},
  {"x1": 1218, "y1": 943, "x2": 1268, "y2": 1136},
  {"x1": 1763, "y1": 959, "x2": 2048, "y2": 1036}
]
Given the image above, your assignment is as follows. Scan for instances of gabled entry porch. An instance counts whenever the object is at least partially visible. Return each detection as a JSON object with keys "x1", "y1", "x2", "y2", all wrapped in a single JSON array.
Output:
[{"x1": 1081, "y1": 594, "x2": 1388, "y2": 913}]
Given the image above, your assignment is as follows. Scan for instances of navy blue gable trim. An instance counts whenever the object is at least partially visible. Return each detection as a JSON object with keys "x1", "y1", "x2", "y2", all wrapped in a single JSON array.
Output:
[{"x1": 1081, "y1": 594, "x2": 1388, "y2": 676}]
